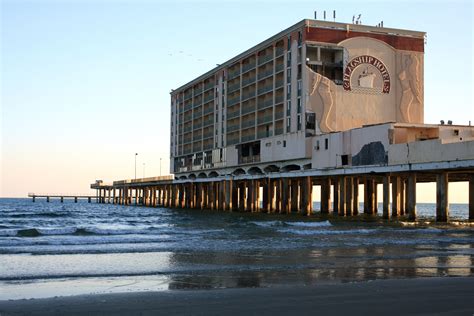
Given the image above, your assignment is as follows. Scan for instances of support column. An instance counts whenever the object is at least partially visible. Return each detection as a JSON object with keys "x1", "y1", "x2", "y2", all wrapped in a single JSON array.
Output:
[
  {"x1": 364, "y1": 179, "x2": 375, "y2": 215},
  {"x1": 338, "y1": 176, "x2": 346, "y2": 216},
  {"x1": 400, "y1": 179, "x2": 406, "y2": 216},
  {"x1": 352, "y1": 178, "x2": 359, "y2": 216},
  {"x1": 225, "y1": 180, "x2": 231, "y2": 211},
  {"x1": 391, "y1": 176, "x2": 401, "y2": 217},
  {"x1": 469, "y1": 175, "x2": 474, "y2": 220},
  {"x1": 321, "y1": 178, "x2": 331, "y2": 214},
  {"x1": 303, "y1": 176, "x2": 312, "y2": 216},
  {"x1": 333, "y1": 178, "x2": 339, "y2": 215},
  {"x1": 290, "y1": 179, "x2": 299, "y2": 213},
  {"x1": 407, "y1": 173, "x2": 417, "y2": 220},
  {"x1": 238, "y1": 182, "x2": 245, "y2": 212},
  {"x1": 231, "y1": 180, "x2": 238, "y2": 212},
  {"x1": 346, "y1": 177, "x2": 353, "y2": 216},
  {"x1": 383, "y1": 175, "x2": 391, "y2": 219},
  {"x1": 60, "y1": 196, "x2": 64, "y2": 203},
  {"x1": 282, "y1": 178, "x2": 289, "y2": 214},
  {"x1": 436, "y1": 172, "x2": 449, "y2": 222},
  {"x1": 275, "y1": 179, "x2": 282, "y2": 213},
  {"x1": 262, "y1": 179, "x2": 269, "y2": 213}
]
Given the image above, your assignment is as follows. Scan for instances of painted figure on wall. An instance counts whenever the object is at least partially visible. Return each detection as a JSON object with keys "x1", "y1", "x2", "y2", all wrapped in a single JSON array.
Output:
[
  {"x1": 399, "y1": 54, "x2": 422, "y2": 122},
  {"x1": 309, "y1": 71, "x2": 335, "y2": 132}
]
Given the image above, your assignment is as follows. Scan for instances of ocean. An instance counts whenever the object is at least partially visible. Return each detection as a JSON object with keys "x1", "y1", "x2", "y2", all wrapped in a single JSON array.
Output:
[{"x1": 0, "y1": 198, "x2": 473, "y2": 300}]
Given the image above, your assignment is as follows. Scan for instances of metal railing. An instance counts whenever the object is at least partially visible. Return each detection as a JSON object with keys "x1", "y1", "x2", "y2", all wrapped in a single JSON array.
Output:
[
  {"x1": 258, "y1": 54, "x2": 273, "y2": 66},
  {"x1": 257, "y1": 99, "x2": 273, "y2": 110},
  {"x1": 257, "y1": 115, "x2": 273, "y2": 125},
  {"x1": 241, "y1": 105, "x2": 255, "y2": 115},
  {"x1": 242, "y1": 62, "x2": 256, "y2": 73}
]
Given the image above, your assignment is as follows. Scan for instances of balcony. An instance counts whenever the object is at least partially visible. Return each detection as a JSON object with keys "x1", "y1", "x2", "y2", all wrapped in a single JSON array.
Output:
[
  {"x1": 242, "y1": 90, "x2": 256, "y2": 101},
  {"x1": 276, "y1": 47, "x2": 284, "y2": 57},
  {"x1": 183, "y1": 104, "x2": 193, "y2": 112},
  {"x1": 241, "y1": 119, "x2": 254, "y2": 129},
  {"x1": 275, "y1": 63, "x2": 284, "y2": 73},
  {"x1": 257, "y1": 84, "x2": 273, "y2": 96},
  {"x1": 257, "y1": 68, "x2": 273, "y2": 80},
  {"x1": 257, "y1": 114, "x2": 273, "y2": 125},
  {"x1": 203, "y1": 117, "x2": 214, "y2": 127},
  {"x1": 241, "y1": 104, "x2": 255, "y2": 115},
  {"x1": 203, "y1": 107, "x2": 214, "y2": 115},
  {"x1": 194, "y1": 122, "x2": 203, "y2": 129},
  {"x1": 242, "y1": 62, "x2": 256, "y2": 73},
  {"x1": 193, "y1": 111, "x2": 202, "y2": 119},
  {"x1": 228, "y1": 69, "x2": 240, "y2": 80},
  {"x1": 258, "y1": 54, "x2": 273, "y2": 66},
  {"x1": 203, "y1": 143, "x2": 214, "y2": 150},
  {"x1": 257, "y1": 130, "x2": 272, "y2": 138},
  {"x1": 275, "y1": 79, "x2": 284, "y2": 89},
  {"x1": 227, "y1": 136, "x2": 239, "y2": 145},
  {"x1": 203, "y1": 93, "x2": 214, "y2": 104},
  {"x1": 257, "y1": 99, "x2": 273, "y2": 110},
  {"x1": 227, "y1": 96, "x2": 240, "y2": 107},
  {"x1": 241, "y1": 134, "x2": 255, "y2": 143},
  {"x1": 227, "y1": 109, "x2": 240, "y2": 119},
  {"x1": 184, "y1": 92, "x2": 193, "y2": 101},
  {"x1": 227, "y1": 123, "x2": 240, "y2": 133},
  {"x1": 242, "y1": 77, "x2": 256, "y2": 87},
  {"x1": 203, "y1": 130, "x2": 213, "y2": 139},
  {"x1": 227, "y1": 82, "x2": 240, "y2": 94},
  {"x1": 193, "y1": 133, "x2": 202, "y2": 141},
  {"x1": 275, "y1": 127, "x2": 284, "y2": 135},
  {"x1": 204, "y1": 81, "x2": 214, "y2": 92},
  {"x1": 184, "y1": 115, "x2": 193, "y2": 123},
  {"x1": 275, "y1": 111, "x2": 284, "y2": 120}
]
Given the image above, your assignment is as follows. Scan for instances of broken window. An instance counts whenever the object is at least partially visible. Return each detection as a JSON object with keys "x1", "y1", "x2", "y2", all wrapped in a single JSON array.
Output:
[{"x1": 306, "y1": 45, "x2": 344, "y2": 85}]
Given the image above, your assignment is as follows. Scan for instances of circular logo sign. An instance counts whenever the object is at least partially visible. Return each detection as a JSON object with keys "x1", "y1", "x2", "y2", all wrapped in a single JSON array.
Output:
[{"x1": 343, "y1": 55, "x2": 390, "y2": 93}]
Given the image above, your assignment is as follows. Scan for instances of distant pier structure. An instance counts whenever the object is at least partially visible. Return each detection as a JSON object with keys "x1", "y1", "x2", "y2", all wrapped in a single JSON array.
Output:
[
  {"x1": 28, "y1": 193, "x2": 95, "y2": 203},
  {"x1": 92, "y1": 19, "x2": 474, "y2": 222}
]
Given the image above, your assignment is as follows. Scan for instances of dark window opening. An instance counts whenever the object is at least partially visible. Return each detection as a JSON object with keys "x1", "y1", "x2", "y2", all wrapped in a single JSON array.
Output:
[
  {"x1": 341, "y1": 154, "x2": 349, "y2": 166},
  {"x1": 325, "y1": 138, "x2": 329, "y2": 150},
  {"x1": 306, "y1": 46, "x2": 344, "y2": 85}
]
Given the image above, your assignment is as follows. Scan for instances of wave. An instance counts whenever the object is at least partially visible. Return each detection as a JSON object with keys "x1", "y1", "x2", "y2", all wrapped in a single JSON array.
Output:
[
  {"x1": 7, "y1": 212, "x2": 73, "y2": 218},
  {"x1": 278, "y1": 228, "x2": 376, "y2": 236},
  {"x1": 5, "y1": 226, "x2": 172, "y2": 238},
  {"x1": 250, "y1": 220, "x2": 332, "y2": 228}
]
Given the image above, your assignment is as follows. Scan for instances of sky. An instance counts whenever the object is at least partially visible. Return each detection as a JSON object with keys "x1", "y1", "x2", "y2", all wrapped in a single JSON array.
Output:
[{"x1": 1, "y1": 0, "x2": 473, "y2": 201}]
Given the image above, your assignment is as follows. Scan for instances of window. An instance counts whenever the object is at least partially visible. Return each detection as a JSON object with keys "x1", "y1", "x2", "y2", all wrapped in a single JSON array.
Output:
[
  {"x1": 341, "y1": 155, "x2": 349, "y2": 166},
  {"x1": 287, "y1": 68, "x2": 291, "y2": 81},
  {"x1": 325, "y1": 138, "x2": 329, "y2": 150},
  {"x1": 297, "y1": 115, "x2": 302, "y2": 131},
  {"x1": 316, "y1": 140, "x2": 320, "y2": 150},
  {"x1": 286, "y1": 100, "x2": 291, "y2": 115},
  {"x1": 298, "y1": 31, "x2": 302, "y2": 47},
  {"x1": 283, "y1": 140, "x2": 287, "y2": 147},
  {"x1": 287, "y1": 35, "x2": 291, "y2": 51},
  {"x1": 287, "y1": 51, "x2": 291, "y2": 67},
  {"x1": 297, "y1": 65, "x2": 302, "y2": 80},
  {"x1": 287, "y1": 83, "x2": 291, "y2": 98},
  {"x1": 305, "y1": 112, "x2": 315, "y2": 130},
  {"x1": 297, "y1": 98, "x2": 301, "y2": 113},
  {"x1": 286, "y1": 117, "x2": 291, "y2": 132},
  {"x1": 297, "y1": 80, "x2": 302, "y2": 96}
]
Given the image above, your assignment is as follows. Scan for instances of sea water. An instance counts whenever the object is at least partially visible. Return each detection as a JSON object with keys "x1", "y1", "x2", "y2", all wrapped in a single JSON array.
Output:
[{"x1": 0, "y1": 198, "x2": 473, "y2": 299}]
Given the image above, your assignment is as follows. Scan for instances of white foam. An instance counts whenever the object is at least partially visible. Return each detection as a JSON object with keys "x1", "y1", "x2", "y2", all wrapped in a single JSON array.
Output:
[{"x1": 286, "y1": 221, "x2": 332, "y2": 228}]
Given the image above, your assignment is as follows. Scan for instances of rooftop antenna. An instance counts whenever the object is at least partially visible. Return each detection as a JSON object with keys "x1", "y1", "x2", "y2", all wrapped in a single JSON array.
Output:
[
  {"x1": 352, "y1": 15, "x2": 355, "y2": 24},
  {"x1": 356, "y1": 14, "x2": 361, "y2": 24},
  {"x1": 381, "y1": 20, "x2": 383, "y2": 27},
  {"x1": 314, "y1": 11, "x2": 317, "y2": 19},
  {"x1": 323, "y1": 10, "x2": 326, "y2": 20},
  {"x1": 333, "y1": 10, "x2": 336, "y2": 22}
]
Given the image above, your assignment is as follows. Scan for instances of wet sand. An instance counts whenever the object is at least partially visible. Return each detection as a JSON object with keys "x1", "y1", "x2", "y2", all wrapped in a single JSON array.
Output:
[{"x1": 1, "y1": 277, "x2": 473, "y2": 315}]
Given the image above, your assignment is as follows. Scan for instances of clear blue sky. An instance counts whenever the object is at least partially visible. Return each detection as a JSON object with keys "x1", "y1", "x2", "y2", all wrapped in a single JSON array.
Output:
[{"x1": 1, "y1": 0, "x2": 473, "y2": 198}]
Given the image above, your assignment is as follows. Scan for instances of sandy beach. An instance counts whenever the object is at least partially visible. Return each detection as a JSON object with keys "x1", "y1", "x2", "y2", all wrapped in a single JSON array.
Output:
[{"x1": 1, "y1": 277, "x2": 473, "y2": 315}]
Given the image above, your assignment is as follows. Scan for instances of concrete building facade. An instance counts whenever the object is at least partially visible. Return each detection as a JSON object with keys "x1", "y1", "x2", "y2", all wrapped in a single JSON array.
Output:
[{"x1": 169, "y1": 19, "x2": 427, "y2": 178}]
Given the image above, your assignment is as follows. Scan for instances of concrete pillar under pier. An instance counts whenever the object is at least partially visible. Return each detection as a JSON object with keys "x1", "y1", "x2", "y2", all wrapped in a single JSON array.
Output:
[
  {"x1": 400, "y1": 179, "x2": 406, "y2": 216},
  {"x1": 333, "y1": 178, "x2": 339, "y2": 215},
  {"x1": 262, "y1": 179, "x2": 269, "y2": 213},
  {"x1": 436, "y1": 172, "x2": 449, "y2": 222},
  {"x1": 74, "y1": 197, "x2": 78, "y2": 203},
  {"x1": 338, "y1": 177, "x2": 346, "y2": 216},
  {"x1": 364, "y1": 179, "x2": 376, "y2": 215},
  {"x1": 231, "y1": 180, "x2": 238, "y2": 212},
  {"x1": 469, "y1": 175, "x2": 474, "y2": 220},
  {"x1": 290, "y1": 179, "x2": 299, "y2": 213},
  {"x1": 391, "y1": 176, "x2": 401, "y2": 217},
  {"x1": 275, "y1": 179, "x2": 282, "y2": 213},
  {"x1": 238, "y1": 182, "x2": 245, "y2": 212},
  {"x1": 302, "y1": 176, "x2": 312, "y2": 216},
  {"x1": 282, "y1": 178, "x2": 289, "y2": 214},
  {"x1": 346, "y1": 177, "x2": 353, "y2": 216},
  {"x1": 352, "y1": 178, "x2": 359, "y2": 216},
  {"x1": 321, "y1": 178, "x2": 331, "y2": 214},
  {"x1": 382, "y1": 175, "x2": 391, "y2": 219},
  {"x1": 61, "y1": 197, "x2": 64, "y2": 203},
  {"x1": 88, "y1": 197, "x2": 91, "y2": 203},
  {"x1": 407, "y1": 174, "x2": 417, "y2": 220}
]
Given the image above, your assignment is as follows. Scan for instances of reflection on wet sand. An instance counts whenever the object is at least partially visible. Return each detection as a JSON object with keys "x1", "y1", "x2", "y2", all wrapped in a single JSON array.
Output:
[{"x1": 167, "y1": 244, "x2": 474, "y2": 290}]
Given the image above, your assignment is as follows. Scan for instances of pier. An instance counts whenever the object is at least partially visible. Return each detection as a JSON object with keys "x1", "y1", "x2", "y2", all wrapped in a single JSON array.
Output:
[
  {"x1": 28, "y1": 193, "x2": 95, "y2": 203},
  {"x1": 91, "y1": 160, "x2": 474, "y2": 222}
]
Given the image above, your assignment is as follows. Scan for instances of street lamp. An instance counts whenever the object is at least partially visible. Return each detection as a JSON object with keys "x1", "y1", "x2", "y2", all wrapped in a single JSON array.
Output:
[{"x1": 134, "y1": 153, "x2": 138, "y2": 180}]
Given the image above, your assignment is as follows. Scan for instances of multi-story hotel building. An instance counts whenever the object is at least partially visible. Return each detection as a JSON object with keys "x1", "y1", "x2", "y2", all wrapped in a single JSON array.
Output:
[{"x1": 169, "y1": 19, "x2": 426, "y2": 178}]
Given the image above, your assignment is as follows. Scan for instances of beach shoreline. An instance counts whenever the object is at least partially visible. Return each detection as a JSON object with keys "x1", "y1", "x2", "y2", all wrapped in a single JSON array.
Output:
[{"x1": 1, "y1": 277, "x2": 473, "y2": 315}]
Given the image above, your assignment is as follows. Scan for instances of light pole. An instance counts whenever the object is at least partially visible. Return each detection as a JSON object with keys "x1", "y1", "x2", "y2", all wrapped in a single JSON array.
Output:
[
  {"x1": 160, "y1": 158, "x2": 162, "y2": 176},
  {"x1": 143, "y1": 163, "x2": 146, "y2": 178},
  {"x1": 134, "y1": 153, "x2": 138, "y2": 180}
]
